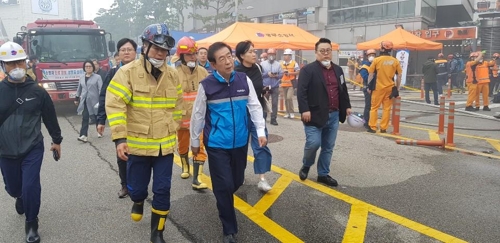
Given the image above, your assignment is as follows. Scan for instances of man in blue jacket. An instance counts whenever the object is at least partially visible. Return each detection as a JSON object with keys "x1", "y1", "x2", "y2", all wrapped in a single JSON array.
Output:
[
  {"x1": 190, "y1": 42, "x2": 266, "y2": 243},
  {"x1": 359, "y1": 49, "x2": 376, "y2": 129}
]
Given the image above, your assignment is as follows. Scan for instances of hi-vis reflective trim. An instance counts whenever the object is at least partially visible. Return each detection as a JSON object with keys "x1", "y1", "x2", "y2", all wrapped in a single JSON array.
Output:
[
  {"x1": 127, "y1": 134, "x2": 176, "y2": 149},
  {"x1": 183, "y1": 92, "x2": 198, "y2": 101},
  {"x1": 130, "y1": 96, "x2": 176, "y2": 108},
  {"x1": 173, "y1": 110, "x2": 182, "y2": 120},
  {"x1": 108, "y1": 112, "x2": 127, "y2": 126},
  {"x1": 207, "y1": 96, "x2": 248, "y2": 104},
  {"x1": 176, "y1": 84, "x2": 182, "y2": 95},
  {"x1": 108, "y1": 81, "x2": 132, "y2": 103}
]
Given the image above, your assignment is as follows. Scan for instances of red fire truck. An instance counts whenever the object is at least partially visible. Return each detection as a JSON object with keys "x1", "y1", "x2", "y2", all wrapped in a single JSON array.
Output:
[{"x1": 13, "y1": 19, "x2": 115, "y2": 102}]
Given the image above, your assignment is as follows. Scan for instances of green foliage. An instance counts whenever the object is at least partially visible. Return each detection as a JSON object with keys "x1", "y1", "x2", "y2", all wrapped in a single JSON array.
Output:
[
  {"x1": 189, "y1": 0, "x2": 243, "y2": 32},
  {"x1": 94, "y1": 0, "x2": 187, "y2": 42}
]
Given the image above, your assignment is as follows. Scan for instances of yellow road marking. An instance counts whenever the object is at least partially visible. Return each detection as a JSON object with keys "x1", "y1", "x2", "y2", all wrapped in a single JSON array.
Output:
[
  {"x1": 173, "y1": 156, "x2": 303, "y2": 243},
  {"x1": 487, "y1": 140, "x2": 500, "y2": 153},
  {"x1": 253, "y1": 175, "x2": 293, "y2": 213},
  {"x1": 342, "y1": 204, "x2": 369, "y2": 243},
  {"x1": 428, "y1": 131, "x2": 441, "y2": 141},
  {"x1": 400, "y1": 124, "x2": 500, "y2": 143}
]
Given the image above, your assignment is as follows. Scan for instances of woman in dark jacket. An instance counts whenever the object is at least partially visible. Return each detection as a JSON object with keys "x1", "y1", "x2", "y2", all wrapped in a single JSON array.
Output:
[{"x1": 234, "y1": 40, "x2": 274, "y2": 193}]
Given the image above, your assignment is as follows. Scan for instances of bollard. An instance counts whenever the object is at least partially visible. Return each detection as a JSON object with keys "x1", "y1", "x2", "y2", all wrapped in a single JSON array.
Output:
[
  {"x1": 446, "y1": 78, "x2": 452, "y2": 98},
  {"x1": 396, "y1": 139, "x2": 445, "y2": 150},
  {"x1": 446, "y1": 102, "x2": 455, "y2": 147},
  {"x1": 437, "y1": 96, "x2": 445, "y2": 134},
  {"x1": 279, "y1": 88, "x2": 284, "y2": 112},
  {"x1": 392, "y1": 97, "x2": 401, "y2": 135},
  {"x1": 420, "y1": 79, "x2": 424, "y2": 100}
]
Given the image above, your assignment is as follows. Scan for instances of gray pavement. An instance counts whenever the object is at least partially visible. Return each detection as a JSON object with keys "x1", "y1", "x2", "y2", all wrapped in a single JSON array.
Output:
[{"x1": 0, "y1": 99, "x2": 499, "y2": 242}]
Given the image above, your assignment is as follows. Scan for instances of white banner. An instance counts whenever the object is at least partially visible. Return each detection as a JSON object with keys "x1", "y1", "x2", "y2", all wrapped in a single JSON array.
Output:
[
  {"x1": 41, "y1": 69, "x2": 84, "y2": 81},
  {"x1": 32, "y1": 0, "x2": 59, "y2": 16},
  {"x1": 396, "y1": 50, "x2": 409, "y2": 85}
]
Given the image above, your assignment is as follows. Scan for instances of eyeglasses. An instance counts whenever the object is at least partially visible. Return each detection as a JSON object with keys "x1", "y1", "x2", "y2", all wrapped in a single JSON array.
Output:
[
  {"x1": 120, "y1": 48, "x2": 135, "y2": 53},
  {"x1": 318, "y1": 49, "x2": 332, "y2": 54},
  {"x1": 151, "y1": 34, "x2": 176, "y2": 49}
]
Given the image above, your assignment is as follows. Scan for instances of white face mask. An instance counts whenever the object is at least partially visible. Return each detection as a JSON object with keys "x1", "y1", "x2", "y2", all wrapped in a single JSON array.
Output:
[
  {"x1": 368, "y1": 56, "x2": 375, "y2": 62},
  {"x1": 268, "y1": 55, "x2": 275, "y2": 61},
  {"x1": 186, "y1": 61, "x2": 196, "y2": 68},
  {"x1": 148, "y1": 58, "x2": 164, "y2": 68},
  {"x1": 9, "y1": 68, "x2": 26, "y2": 82},
  {"x1": 321, "y1": 60, "x2": 331, "y2": 67}
]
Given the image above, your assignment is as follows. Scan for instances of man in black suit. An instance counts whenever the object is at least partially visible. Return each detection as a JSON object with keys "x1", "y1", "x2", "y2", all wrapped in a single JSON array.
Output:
[{"x1": 297, "y1": 38, "x2": 352, "y2": 187}]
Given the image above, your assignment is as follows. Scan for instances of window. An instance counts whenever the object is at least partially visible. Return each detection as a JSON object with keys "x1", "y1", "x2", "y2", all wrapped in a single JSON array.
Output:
[
  {"x1": 329, "y1": 0, "x2": 341, "y2": 10},
  {"x1": 327, "y1": 0, "x2": 416, "y2": 25},
  {"x1": 33, "y1": 34, "x2": 107, "y2": 63},
  {"x1": 400, "y1": 0, "x2": 416, "y2": 17},
  {"x1": 421, "y1": 0, "x2": 436, "y2": 20}
]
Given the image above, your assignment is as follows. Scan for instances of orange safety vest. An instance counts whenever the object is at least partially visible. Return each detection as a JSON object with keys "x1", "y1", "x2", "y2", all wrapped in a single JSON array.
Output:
[
  {"x1": 474, "y1": 61, "x2": 494, "y2": 84},
  {"x1": 280, "y1": 60, "x2": 297, "y2": 87},
  {"x1": 465, "y1": 61, "x2": 474, "y2": 83}
]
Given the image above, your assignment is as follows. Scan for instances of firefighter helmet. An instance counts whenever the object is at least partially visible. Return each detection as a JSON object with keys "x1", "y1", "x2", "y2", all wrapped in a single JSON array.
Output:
[
  {"x1": 380, "y1": 41, "x2": 394, "y2": 51},
  {"x1": 469, "y1": 52, "x2": 478, "y2": 58},
  {"x1": 140, "y1": 23, "x2": 175, "y2": 50},
  {"x1": 493, "y1": 53, "x2": 500, "y2": 58},
  {"x1": 176, "y1": 36, "x2": 198, "y2": 55},
  {"x1": 0, "y1": 41, "x2": 27, "y2": 62},
  {"x1": 366, "y1": 49, "x2": 376, "y2": 55}
]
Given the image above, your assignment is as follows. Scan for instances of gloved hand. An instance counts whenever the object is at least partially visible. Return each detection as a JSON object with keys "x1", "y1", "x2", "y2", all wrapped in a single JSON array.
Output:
[{"x1": 389, "y1": 86, "x2": 399, "y2": 99}]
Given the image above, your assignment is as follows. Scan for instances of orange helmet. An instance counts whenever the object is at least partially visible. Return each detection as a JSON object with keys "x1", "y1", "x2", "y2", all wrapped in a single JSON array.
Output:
[
  {"x1": 260, "y1": 53, "x2": 268, "y2": 58},
  {"x1": 267, "y1": 48, "x2": 277, "y2": 54},
  {"x1": 493, "y1": 53, "x2": 500, "y2": 58},
  {"x1": 469, "y1": 52, "x2": 478, "y2": 58},
  {"x1": 438, "y1": 53, "x2": 444, "y2": 58},
  {"x1": 176, "y1": 36, "x2": 198, "y2": 55},
  {"x1": 366, "y1": 49, "x2": 376, "y2": 55},
  {"x1": 380, "y1": 41, "x2": 393, "y2": 51}
]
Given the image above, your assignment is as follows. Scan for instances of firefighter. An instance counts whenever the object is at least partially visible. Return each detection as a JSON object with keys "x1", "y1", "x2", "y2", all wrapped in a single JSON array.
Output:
[
  {"x1": 360, "y1": 49, "x2": 377, "y2": 129},
  {"x1": 175, "y1": 36, "x2": 209, "y2": 190},
  {"x1": 366, "y1": 41, "x2": 402, "y2": 133},
  {"x1": 465, "y1": 52, "x2": 479, "y2": 111},
  {"x1": 471, "y1": 51, "x2": 495, "y2": 111},
  {"x1": 435, "y1": 53, "x2": 448, "y2": 95},
  {"x1": 489, "y1": 53, "x2": 499, "y2": 96},
  {"x1": 105, "y1": 23, "x2": 182, "y2": 243}
]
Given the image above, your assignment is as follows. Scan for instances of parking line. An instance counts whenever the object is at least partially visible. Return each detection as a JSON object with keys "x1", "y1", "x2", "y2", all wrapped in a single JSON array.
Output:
[
  {"x1": 173, "y1": 156, "x2": 304, "y2": 243},
  {"x1": 428, "y1": 131, "x2": 441, "y2": 141},
  {"x1": 342, "y1": 204, "x2": 369, "y2": 243},
  {"x1": 253, "y1": 175, "x2": 293, "y2": 213},
  {"x1": 401, "y1": 124, "x2": 500, "y2": 143},
  {"x1": 487, "y1": 140, "x2": 500, "y2": 153}
]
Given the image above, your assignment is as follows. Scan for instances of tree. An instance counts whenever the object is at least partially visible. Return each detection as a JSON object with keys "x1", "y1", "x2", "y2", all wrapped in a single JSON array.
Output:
[{"x1": 189, "y1": 0, "x2": 243, "y2": 32}]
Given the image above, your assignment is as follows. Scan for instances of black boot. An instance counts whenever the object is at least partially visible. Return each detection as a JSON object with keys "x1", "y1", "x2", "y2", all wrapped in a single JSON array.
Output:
[
  {"x1": 16, "y1": 197, "x2": 24, "y2": 215},
  {"x1": 131, "y1": 201, "x2": 144, "y2": 222},
  {"x1": 25, "y1": 218, "x2": 40, "y2": 243},
  {"x1": 151, "y1": 209, "x2": 169, "y2": 243}
]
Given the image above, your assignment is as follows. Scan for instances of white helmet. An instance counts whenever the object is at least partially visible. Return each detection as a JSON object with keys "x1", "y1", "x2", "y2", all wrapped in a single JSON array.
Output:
[
  {"x1": 347, "y1": 112, "x2": 365, "y2": 128},
  {"x1": 284, "y1": 48, "x2": 293, "y2": 55},
  {"x1": 0, "y1": 41, "x2": 27, "y2": 62}
]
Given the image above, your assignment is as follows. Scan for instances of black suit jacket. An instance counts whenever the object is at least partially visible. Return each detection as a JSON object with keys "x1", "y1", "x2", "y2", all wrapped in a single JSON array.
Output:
[{"x1": 297, "y1": 61, "x2": 351, "y2": 128}]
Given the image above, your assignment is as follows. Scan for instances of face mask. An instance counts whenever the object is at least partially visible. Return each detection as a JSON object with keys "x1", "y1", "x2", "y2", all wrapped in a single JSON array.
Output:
[
  {"x1": 368, "y1": 56, "x2": 375, "y2": 62},
  {"x1": 8, "y1": 68, "x2": 26, "y2": 82},
  {"x1": 359, "y1": 58, "x2": 364, "y2": 61},
  {"x1": 186, "y1": 61, "x2": 196, "y2": 68},
  {"x1": 269, "y1": 56, "x2": 275, "y2": 61},
  {"x1": 148, "y1": 58, "x2": 164, "y2": 68},
  {"x1": 321, "y1": 60, "x2": 331, "y2": 67}
]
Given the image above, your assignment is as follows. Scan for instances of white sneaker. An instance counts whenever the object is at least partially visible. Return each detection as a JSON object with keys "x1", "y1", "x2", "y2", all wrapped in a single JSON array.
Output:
[
  {"x1": 290, "y1": 113, "x2": 295, "y2": 119},
  {"x1": 283, "y1": 113, "x2": 290, "y2": 118},
  {"x1": 98, "y1": 133, "x2": 103, "y2": 138},
  {"x1": 77, "y1": 135, "x2": 88, "y2": 143},
  {"x1": 257, "y1": 179, "x2": 272, "y2": 192}
]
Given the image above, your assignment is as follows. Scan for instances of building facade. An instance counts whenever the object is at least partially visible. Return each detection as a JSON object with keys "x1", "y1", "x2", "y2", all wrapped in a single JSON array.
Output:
[{"x1": 0, "y1": 0, "x2": 83, "y2": 40}]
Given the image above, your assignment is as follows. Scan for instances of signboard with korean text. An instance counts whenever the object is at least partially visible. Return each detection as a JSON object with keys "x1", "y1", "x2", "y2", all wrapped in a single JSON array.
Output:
[
  {"x1": 41, "y1": 69, "x2": 84, "y2": 81},
  {"x1": 409, "y1": 27, "x2": 478, "y2": 41},
  {"x1": 396, "y1": 50, "x2": 409, "y2": 86}
]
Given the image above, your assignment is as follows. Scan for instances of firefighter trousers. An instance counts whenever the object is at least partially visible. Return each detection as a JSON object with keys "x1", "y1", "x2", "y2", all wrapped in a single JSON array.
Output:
[
  {"x1": 127, "y1": 153, "x2": 173, "y2": 211},
  {"x1": 177, "y1": 129, "x2": 207, "y2": 162},
  {"x1": 369, "y1": 87, "x2": 393, "y2": 130},
  {"x1": 0, "y1": 141, "x2": 44, "y2": 222},
  {"x1": 206, "y1": 145, "x2": 248, "y2": 235},
  {"x1": 466, "y1": 83, "x2": 478, "y2": 107},
  {"x1": 477, "y1": 83, "x2": 490, "y2": 107}
]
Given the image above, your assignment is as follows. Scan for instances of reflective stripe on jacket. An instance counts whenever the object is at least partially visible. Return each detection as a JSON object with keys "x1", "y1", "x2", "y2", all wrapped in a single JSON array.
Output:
[
  {"x1": 176, "y1": 64, "x2": 209, "y2": 129},
  {"x1": 280, "y1": 60, "x2": 297, "y2": 87},
  {"x1": 105, "y1": 56, "x2": 184, "y2": 157}
]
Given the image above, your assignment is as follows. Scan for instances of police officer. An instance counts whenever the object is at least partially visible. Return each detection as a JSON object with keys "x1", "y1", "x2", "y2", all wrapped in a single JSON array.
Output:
[
  {"x1": 0, "y1": 41, "x2": 63, "y2": 243},
  {"x1": 105, "y1": 23, "x2": 182, "y2": 243}
]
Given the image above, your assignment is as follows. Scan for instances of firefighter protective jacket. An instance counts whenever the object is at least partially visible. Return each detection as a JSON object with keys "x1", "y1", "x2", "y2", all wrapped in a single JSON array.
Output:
[
  {"x1": 176, "y1": 64, "x2": 209, "y2": 129},
  {"x1": 105, "y1": 56, "x2": 184, "y2": 156}
]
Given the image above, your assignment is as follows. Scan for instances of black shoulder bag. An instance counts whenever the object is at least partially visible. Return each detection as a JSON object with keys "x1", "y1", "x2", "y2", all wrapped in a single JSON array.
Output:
[{"x1": 0, "y1": 85, "x2": 36, "y2": 127}]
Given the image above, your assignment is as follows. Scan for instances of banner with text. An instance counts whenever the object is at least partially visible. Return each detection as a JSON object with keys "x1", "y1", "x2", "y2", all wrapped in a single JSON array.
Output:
[
  {"x1": 32, "y1": 0, "x2": 59, "y2": 16},
  {"x1": 42, "y1": 69, "x2": 84, "y2": 81},
  {"x1": 396, "y1": 50, "x2": 409, "y2": 86}
]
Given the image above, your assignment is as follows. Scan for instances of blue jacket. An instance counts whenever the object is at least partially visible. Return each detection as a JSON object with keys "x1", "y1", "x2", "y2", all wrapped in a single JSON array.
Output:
[
  {"x1": 202, "y1": 71, "x2": 250, "y2": 149},
  {"x1": 199, "y1": 61, "x2": 214, "y2": 74},
  {"x1": 359, "y1": 60, "x2": 375, "y2": 90}
]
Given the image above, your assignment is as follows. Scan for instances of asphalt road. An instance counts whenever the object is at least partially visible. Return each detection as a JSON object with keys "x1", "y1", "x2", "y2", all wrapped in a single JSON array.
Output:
[{"x1": 1, "y1": 99, "x2": 499, "y2": 243}]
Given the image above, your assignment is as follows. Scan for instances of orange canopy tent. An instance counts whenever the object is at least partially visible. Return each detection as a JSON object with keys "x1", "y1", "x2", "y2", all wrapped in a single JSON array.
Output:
[
  {"x1": 196, "y1": 22, "x2": 338, "y2": 50},
  {"x1": 356, "y1": 28, "x2": 442, "y2": 51}
]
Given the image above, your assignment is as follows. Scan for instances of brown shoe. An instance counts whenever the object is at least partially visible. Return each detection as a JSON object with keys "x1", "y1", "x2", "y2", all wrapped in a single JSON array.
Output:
[{"x1": 118, "y1": 185, "x2": 128, "y2": 198}]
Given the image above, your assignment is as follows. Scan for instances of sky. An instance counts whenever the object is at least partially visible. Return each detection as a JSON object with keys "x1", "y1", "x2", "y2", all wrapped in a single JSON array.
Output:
[{"x1": 83, "y1": 0, "x2": 115, "y2": 20}]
